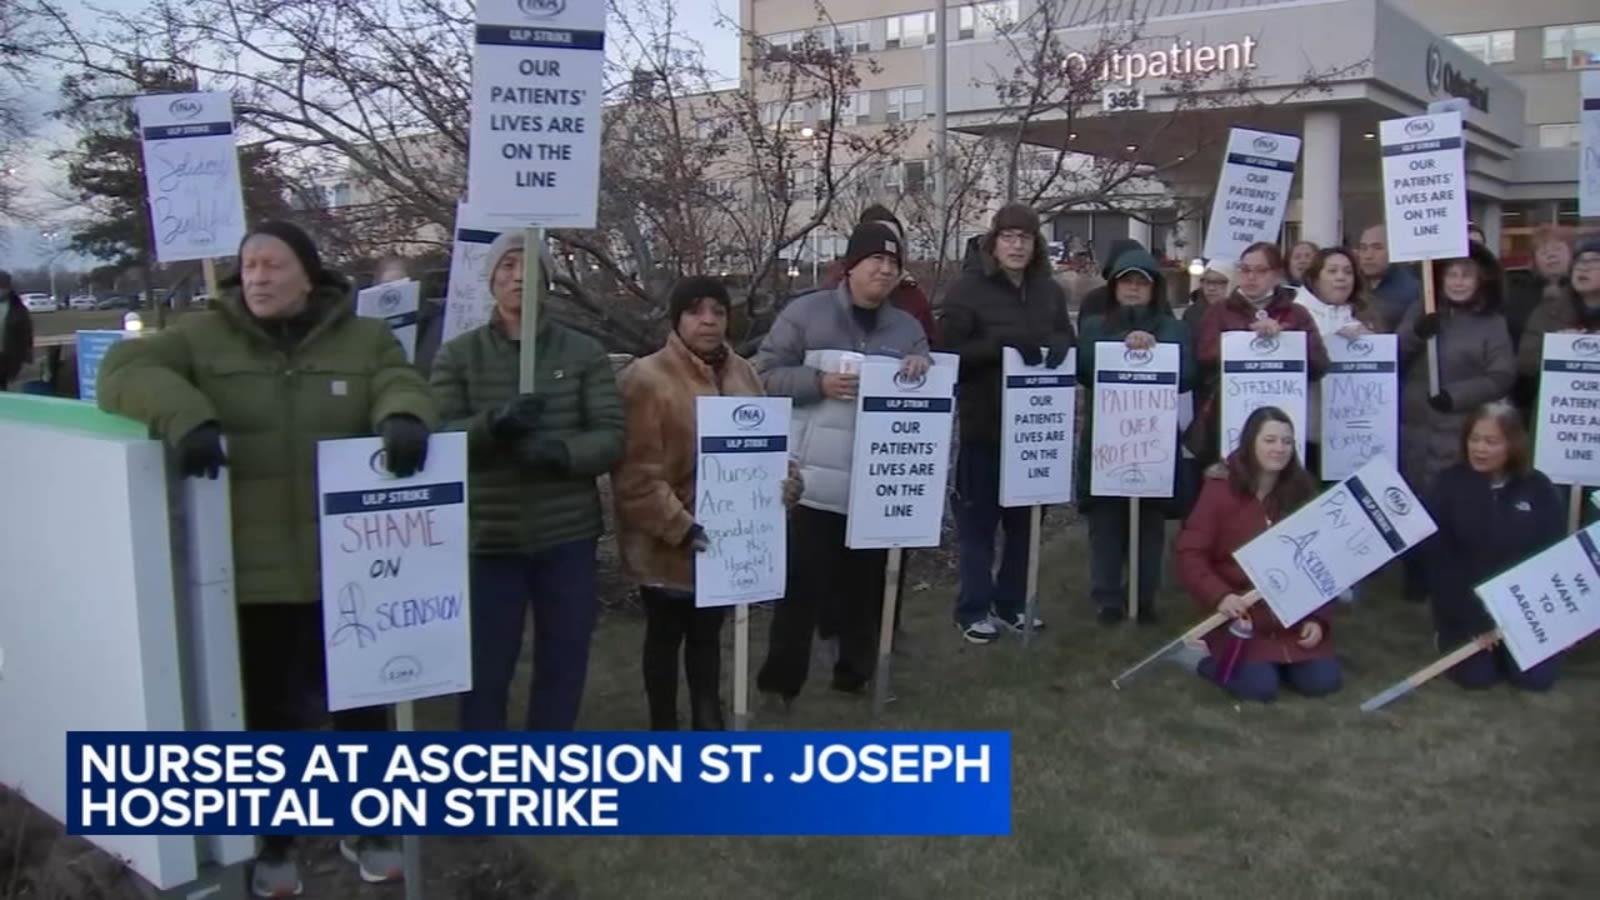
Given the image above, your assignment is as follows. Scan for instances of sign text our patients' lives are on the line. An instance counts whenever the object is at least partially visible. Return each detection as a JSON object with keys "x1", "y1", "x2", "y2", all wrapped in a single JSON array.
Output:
[
  {"x1": 999, "y1": 348, "x2": 1077, "y2": 507},
  {"x1": 846, "y1": 361, "x2": 958, "y2": 549},
  {"x1": 1202, "y1": 127, "x2": 1301, "y2": 263},
  {"x1": 1534, "y1": 334, "x2": 1600, "y2": 488},
  {"x1": 468, "y1": 1, "x2": 605, "y2": 226},
  {"x1": 1379, "y1": 110, "x2": 1468, "y2": 263}
]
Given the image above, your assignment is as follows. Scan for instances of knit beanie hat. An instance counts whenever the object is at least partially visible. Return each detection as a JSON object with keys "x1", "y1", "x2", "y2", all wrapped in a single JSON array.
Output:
[
  {"x1": 485, "y1": 230, "x2": 525, "y2": 281},
  {"x1": 860, "y1": 203, "x2": 905, "y2": 242},
  {"x1": 667, "y1": 275, "x2": 732, "y2": 322},
  {"x1": 844, "y1": 221, "x2": 904, "y2": 272},
  {"x1": 242, "y1": 221, "x2": 324, "y2": 281},
  {"x1": 991, "y1": 202, "x2": 1041, "y2": 237}
]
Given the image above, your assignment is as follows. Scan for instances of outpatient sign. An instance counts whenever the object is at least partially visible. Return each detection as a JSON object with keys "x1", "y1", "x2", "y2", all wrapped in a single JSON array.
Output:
[
  {"x1": 999, "y1": 348, "x2": 1076, "y2": 507},
  {"x1": 1320, "y1": 334, "x2": 1399, "y2": 482},
  {"x1": 1379, "y1": 111, "x2": 1468, "y2": 263},
  {"x1": 131, "y1": 91, "x2": 247, "y2": 262},
  {"x1": 846, "y1": 361, "x2": 957, "y2": 549},
  {"x1": 1475, "y1": 522, "x2": 1600, "y2": 672},
  {"x1": 1534, "y1": 334, "x2": 1600, "y2": 487},
  {"x1": 1202, "y1": 127, "x2": 1301, "y2": 263},
  {"x1": 1090, "y1": 343, "x2": 1180, "y2": 499},
  {"x1": 468, "y1": 1, "x2": 605, "y2": 226},
  {"x1": 694, "y1": 397, "x2": 791, "y2": 607}
]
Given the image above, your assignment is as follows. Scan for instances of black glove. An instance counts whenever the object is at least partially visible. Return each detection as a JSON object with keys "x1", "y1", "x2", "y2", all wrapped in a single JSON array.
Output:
[
  {"x1": 1427, "y1": 391, "x2": 1454, "y2": 413},
  {"x1": 1044, "y1": 339, "x2": 1072, "y2": 369},
  {"x1": 1413, "y1": 312, "x2": 1442, "y2": 340},
  {"x1": 488, "y1": 393, "x2": 545, "y2": 442},
  {"x1": 999, "y1": 334, "x2": 1043, "y2": 366},
  {"x1": 379, "y1": 415, "x2": 430, "y2": 478},
  {"x1": 522, "y1": 438, "x2": 570, "y2": 471},
  {"x1": 175, "y1": 422, "x2": 227, "y2": 480},
  {"x1": 682, "y1": 523, "x2": 710, "y2": 552}
]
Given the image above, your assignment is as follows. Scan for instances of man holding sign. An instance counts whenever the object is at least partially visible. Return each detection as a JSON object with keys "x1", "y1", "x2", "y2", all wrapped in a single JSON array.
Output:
[{"x1": 753, "y1": 222, "x2": 930, "y2": 705}]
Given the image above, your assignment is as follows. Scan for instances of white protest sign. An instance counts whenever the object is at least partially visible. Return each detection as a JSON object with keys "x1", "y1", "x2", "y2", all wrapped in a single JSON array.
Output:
[
  {"x1": 1000, "y1": 348, "x2": 1077, "y2": 507},
  {"x1": 1090, "y1": 342, "x2": 1180, "y2": 498},
  {"x1": 316, "y1": 432, "x2": 472, "y2": 711},
  {"x1": 1533, "y1": 334, "x2": 1600, "y2": 486},
  {"x1": 1234, "y1": 456, "x2": 1437, "y2": 627},
  {"x1": 131, "y1": 91, "x2": 247, "y2": 262},
  {"x1": 1379, "y1": 111, "x2": 1468, "y2": 263},
  {"x1": 1582, "y1": 72, "x2": 1600, "y2": 219},
  {"x1": 846, "y1": 360, "x2": 957, "y2": 549},
  {"x1": 443, "y1": 203, "x2": 504, "y2": 345},
  {"x1": 1320, "y1": 334, "x2": 1399, "y2": 481},
  {"x1": 1220, "y1": 330, "x2": 1308, "y2": 462},
  {"x1": 694, "y1": 396, "x2": 792, "y2": 607},
  {"x1": 1475, "y1": 522, "x2": 1600, "y2": 672},
  {"x1": 1202, "y1": 128, "x2": 1301, "y2": 263},
  {"x1": 468, "y1": 1, "x2": 605, "y2": 225},
  {"x1": 356, "y1": 279, "x2": 421, "y2": 363}
]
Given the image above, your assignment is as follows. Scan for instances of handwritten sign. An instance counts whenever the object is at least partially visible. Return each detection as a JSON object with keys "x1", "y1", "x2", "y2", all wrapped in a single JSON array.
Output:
[
  {"x1": 442, "y1": 203, "x2": 503, "y2": 345},
  {"x1": 1534, "y1": 334, "x2": 1600, "y2": 486},
  {"x1": 356, "y1": 279, "x2": 421, "y2": 363},
  {"x1": 1379, "y1": 111, "x2": 1468, "y2": 263},
  {"x1": 468, "y1": 1, "x2": 606, "y2": 225},
  {"x1": 1320, "y1": 334, "x2": 1399, "y2": 481},
  {"x1": 1091, "y1": 342, "x2": 1180, "y2": 498},
  {"x1": 1581, "y1": 71, "x2": 1599, "y2": 219},
  {"x1": 694, "y1": 397, "x2": 791, "y2": 607},
  {"x1": 1220, "y1": 330, "x2": 1308, "y2": 462},
  {"x1": 1233, "y1": 456, "x2": 1436, "y2": 627},
  {"x1": 1475, "y1": 522, "x2": 1600, "y2": 671},
  {"x1": 1000, "y1": 347, "x2": 1076, "y2": 506},
  {"x1": 845, "y1": 360, "x2": 957, "y2": 549},
  {"x1": 316, "y1": 432, "x2": 472, "y2": 711},
  {"x1": 1202, "y1": 128, "x2": 1301, "y2": 263},
  {"x1": 75, "y1": 330, "x2": 129, "y2": 403},
  {"x1": 131, "y1": 91, "x2": 246, "y2": 263}
]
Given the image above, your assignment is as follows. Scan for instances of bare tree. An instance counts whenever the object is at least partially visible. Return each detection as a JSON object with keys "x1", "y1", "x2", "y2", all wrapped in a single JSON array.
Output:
[{"x1": 0, "y1": 3, "x2": 44, "y2": 224}]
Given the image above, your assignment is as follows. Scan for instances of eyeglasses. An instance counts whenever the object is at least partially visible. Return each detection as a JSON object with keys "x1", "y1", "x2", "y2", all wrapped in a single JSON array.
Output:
[
  {"x1": 1574, "y1": 255, "x2": 1600, "y2": 270},
  {"x1": 1238, "y1": 265, "x2": 1275, "y2": 277},
  {"x1": 1200, "y1": 278, "x2": 1229, "y2": 287},
  {"x1": 996, "y1": 231, "x2": 1034, "y2": 246}
]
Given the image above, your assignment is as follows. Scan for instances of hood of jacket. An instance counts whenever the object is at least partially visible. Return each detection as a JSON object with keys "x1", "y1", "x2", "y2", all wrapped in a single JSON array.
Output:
[
  {"x1": 1099, "y1": 239, "x2": 1146, "y2": 280},
  {"x1": 1432, "y1": 240, "x2": 1506, "y2": 315}
]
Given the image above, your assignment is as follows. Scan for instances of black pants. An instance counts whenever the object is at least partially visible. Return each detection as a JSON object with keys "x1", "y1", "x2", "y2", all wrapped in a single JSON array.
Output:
[
  {"x1": 640, "y1": 586, "x2": 727, "y2": 729},
  {"x1": 238, "y1": 604, "x2": 390, "y2": 855},
  {"x1": 758, "y1": 506, "x2": 887, "y2": 698}
]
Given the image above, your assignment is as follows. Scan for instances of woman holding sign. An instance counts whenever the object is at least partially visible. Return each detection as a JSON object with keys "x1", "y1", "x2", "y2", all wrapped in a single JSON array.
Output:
[
  {"x1": 1075, "y1": 247, "x2": 1195, "y2": 625},
  {"x1": 1175, "y1": 407, "x2": 1342, "y2": 702},
  {"x1": 1419, "y1": 402, "x2": 1566, "y2": 690},
  {"x1": 613, "y1": 277, "x2": 802, "y2": 731},
  {"x1": 1294, "y1": 247, "x2": 1384, "y2": 478}
]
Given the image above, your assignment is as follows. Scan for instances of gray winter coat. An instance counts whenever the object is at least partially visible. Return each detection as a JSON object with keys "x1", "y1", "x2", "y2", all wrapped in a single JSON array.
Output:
[
  {"x1": 753, "y1": 284, "x2": 930, "y2": 514},
  {"x1": 1396, "y1": 303, "x2": 1515, "y2": 493}
]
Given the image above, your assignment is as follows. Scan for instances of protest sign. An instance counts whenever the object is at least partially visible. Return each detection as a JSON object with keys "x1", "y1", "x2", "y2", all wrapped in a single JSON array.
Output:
[
  {"x1": 75, "y1": 331, "x2": 129, "y2": 403},
  {"x1": 1320, "y1": 333, "x2": 1399, "y2": 481},
  {"x1": 1533, "y1": 333, "x2": 1600, "y2": 487},
  {"x1": 1090, "y1": 342, "x2": 1180, "y2": 498},
  {"x1": 846, "y1": 360, "x2": 957, "y2": 549},
  {"x1": 468, "y1": 1, "x2": 605, "y2": 225},
  {"x1": 442, "y1": 202, "x2": 505, "y2": 345},
  {"x1": 694, "y1": 397, "x2": 792, "y2": 607},
  {"x1": 1379, "y1": 111, "x2": 1468, "y2": 264},
  {"x1": 131, "y1": 91, "x2": 246, "y2": 263},
  {"x1": 1202, "y1": 128, "x2": 1301, "y2": 263},
  {"x1": 1475, "y1": 522, "x2": 1600, "y2": 672},
  {"x1": 999, "y1": 348, "x2": 1076, "y2": 507},
  {"x1": 316, "y1": 432, "x2": 471, "y2": 711},
  {"x1": 1582, "y1": 71, "x2": 1599, "y2": 218},
  {"x1": 355, "y1": 279, "x2": 421, "y2": 363},
  {"x1": 1234, "y1": 456, "x2": 1436, "y2": 627},
  {"x1": 1220, "y1": 330, "x2": 1308, "y2": 461}
]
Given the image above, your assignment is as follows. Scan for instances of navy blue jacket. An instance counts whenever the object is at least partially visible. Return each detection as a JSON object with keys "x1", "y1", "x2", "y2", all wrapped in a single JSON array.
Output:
[{"x1": 1419, "y1": 463, "x2": 1567, "y2": 637}]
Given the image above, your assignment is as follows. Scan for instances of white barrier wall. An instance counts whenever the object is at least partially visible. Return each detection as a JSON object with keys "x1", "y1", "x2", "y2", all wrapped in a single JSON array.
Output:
[{"x1": 0, "y1": 394, "x2": 250, "y2": 889}]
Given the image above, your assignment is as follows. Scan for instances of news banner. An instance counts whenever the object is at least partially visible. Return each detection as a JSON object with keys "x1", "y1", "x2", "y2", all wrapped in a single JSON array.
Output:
[{"x1": 66, "y1": 732, "x2": 1011, "y2": 836}]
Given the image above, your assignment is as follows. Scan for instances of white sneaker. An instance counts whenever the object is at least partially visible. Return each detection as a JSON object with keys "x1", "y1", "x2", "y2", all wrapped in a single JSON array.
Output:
[
  {"x1": 991, "y1": 611, "x2": 1046, "y2": 633},
  {"x1": 957, "y1": 619, "x2": 999, "y2": 644}
]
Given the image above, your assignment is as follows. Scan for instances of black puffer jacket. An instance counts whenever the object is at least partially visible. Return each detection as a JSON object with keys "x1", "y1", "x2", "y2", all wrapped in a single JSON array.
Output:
[{"x1": 0, "y1": 291, "x2": 34, "y2": 389}]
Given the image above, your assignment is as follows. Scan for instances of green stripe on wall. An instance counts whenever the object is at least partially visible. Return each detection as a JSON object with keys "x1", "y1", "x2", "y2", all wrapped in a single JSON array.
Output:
[{"x1": 0, "y1": 393, "x2": 151, "y2": 439}]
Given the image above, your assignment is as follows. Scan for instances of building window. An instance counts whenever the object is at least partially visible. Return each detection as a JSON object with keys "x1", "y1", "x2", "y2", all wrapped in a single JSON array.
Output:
[
  {"x1": 765, "y1": 31, "x2": 798, "y2": 55},
  {"x1": 959, "y1": 0, "x2": 1019, "y2": 41},
  {"x1": 825, "y1": 21, "x2": 871, "y2": 53},
  {"x1": 885, "y1": 86, "x2": 926, "y2": 123},
  {"x1": 886, "y1": 12, "x2": 935, "y2": 49},
  {"x1": 1543, "y1": 23, "x2": 1600, "y2": 68},
  {"x1": 1538, "y1": 123, "x2": 1582, "y2": 148},
  {"x1": 833, "y1": 91, "x2": 870, "y2": 126},
  {"x1": 762, "y1": 100, "x2": 808, "y2": 130},
  {"x1": 1448, "y1": 30, "x2": 1515, "y2": 64},
  {"x1": 903, "y1": 160, "x2": 928, "y2": 194}
]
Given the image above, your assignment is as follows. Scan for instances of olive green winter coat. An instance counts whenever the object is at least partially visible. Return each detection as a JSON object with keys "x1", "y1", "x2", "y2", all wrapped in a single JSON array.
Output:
[
  {"x1": 96, "y1": 282, "x2": 439, "y2": 606},
  {"x1": 428, "y1": 317, "x2": 624, "y2": 556}
]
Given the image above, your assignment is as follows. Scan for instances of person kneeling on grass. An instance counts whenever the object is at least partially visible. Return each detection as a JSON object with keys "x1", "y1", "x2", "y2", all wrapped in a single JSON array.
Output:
[
  {"x1": 1419, "y1": 401, "x2": 1567, "y2": 691},
  {"x1": 1172, "y1": 406, "x2": 1343, "y2": 702}
]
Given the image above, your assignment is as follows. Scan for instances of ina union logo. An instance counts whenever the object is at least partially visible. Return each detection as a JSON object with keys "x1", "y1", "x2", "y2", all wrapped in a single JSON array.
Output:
[
  {"x1": 893, "y1": 370, "x2": 927, "y2": 391},
  {"x1": 1404, "y1": 118, "x2": 1435, "y2": 139},
  {"x1": 1572, "y1": 337, "x2": 1600, "y2": 358},
  {"x1": 1122, "y1": 348, "x2": 1153, "y2": 366},
  {"x1": 1345, "y1": 337, "x2": 1374, "y2": 357},
  {"x1": 368, "y1": 448, "x2": 396, "y2": 479},
  {"x1": 1251, "y1": 135, "x2": 1279, "y2": 154},
  {"x1": 517, "y1": 0, "x2": 566, "y2": 18},
  {"x1": 1250, "y1": 335, "x2": 1280, "y2": 355},
  {"x1": 731, "y1": 403, "x2": 765, "y2": 430},
  {"x1": 168, "y1": 98, "x2": 203, "y2": 120},
  {"x1": 378, "y1": 289, "x2": 402, "y2": 313},
  {"x1": 1383, "y1": 487, "x2": 1412, "y2": 517}
]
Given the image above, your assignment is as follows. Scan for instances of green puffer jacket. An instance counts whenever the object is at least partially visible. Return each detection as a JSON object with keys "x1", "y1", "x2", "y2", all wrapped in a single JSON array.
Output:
[
  {"x1": 429, "y1": 317, "x2": 624, "y2": 555},
  {"x1": 96, "y1": 282, "x2": 439, "y2": 606}
]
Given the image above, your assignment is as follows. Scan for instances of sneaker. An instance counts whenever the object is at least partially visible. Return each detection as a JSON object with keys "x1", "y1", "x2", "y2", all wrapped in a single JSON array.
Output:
[
  {"x1": 340, "y1": 836, "x2": 403, "y2": 884},
  {"x1": 957, "y1": 619, "x2": 999, "y2": 644},
  {"x1": 249, "y1": 851, "x2": 302, "y2": 898},
  {"x1": 991, "y1": 611, "x2": 1045, "y2": 633},
  {"x1": 1166, "y1": 641, "x2": 1210, "y2": 674}
]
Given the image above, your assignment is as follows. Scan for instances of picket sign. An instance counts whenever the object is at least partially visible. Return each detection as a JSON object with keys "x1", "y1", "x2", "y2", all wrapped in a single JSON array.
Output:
[
  {"x1": 1475, "y1": 521, "x2": 1600, "y2": 673},
  {"x1": 132, "y1": 91, "x2": 247, "y2": 264},
  {"x1": 1219, "y1": 330, "x2": 1308, "y2": 462},
  {"x1": 1233, "y1": 456, "x2": 1436, "y2": 628},
  {"x1": 1319, "y1": 334, "x2": 1399, "y2": 482},
  {"x1": 442, "y1": 203, "x2": 504, "y2": 346},
  {"x1": 356, "y1": 279, "x2": 422, "y2": 362},
  {"x1": 1532, "y1": 333, "x2": 1600, "y2": 488},
  {"x1": 1579, "y1": 71, "x2": 1599, "y2": 219},
  {"x1": 1111, "y1": 590, "x2": 1261, "y2": 689},
  {"x1": 845, "y1": 360, "x2": 958, "y2": 550},
  {"x1": 999, "y1": 348, "x2": 1076, "y2": 507},
  {"x1": 1201, "y1": 127, "x2": 1301, "y2": 263},
  {"x1": 1090, "y1": 342, "x2": 1181, "y2": 499}
]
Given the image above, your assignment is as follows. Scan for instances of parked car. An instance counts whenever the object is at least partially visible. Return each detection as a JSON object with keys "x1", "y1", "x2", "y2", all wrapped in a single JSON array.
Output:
[
  {"x1": 68, "y1": 295, "x2": 98, "y2": 311},
  {"x1": 95, "y1": 294, "x2": 141, "y2": 311},
  {"x1": 20, "y1": 293, "x2": 57, "y2": 313}
]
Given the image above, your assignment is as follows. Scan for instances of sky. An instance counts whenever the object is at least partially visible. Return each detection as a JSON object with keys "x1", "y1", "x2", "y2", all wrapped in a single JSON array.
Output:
[{"x1": 0, "y1": 0, "x2": 742, "y2": 272}]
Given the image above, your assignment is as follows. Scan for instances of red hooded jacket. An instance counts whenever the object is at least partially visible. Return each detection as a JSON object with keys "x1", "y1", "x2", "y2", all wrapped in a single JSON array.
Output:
[{"x1": 821, "y1": 261, "x2": 939, "y2": 345}]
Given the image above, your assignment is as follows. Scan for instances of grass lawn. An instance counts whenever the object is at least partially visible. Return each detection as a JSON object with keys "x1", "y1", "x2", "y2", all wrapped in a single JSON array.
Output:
[{"x1": 391, "y1": 516, "x2": 1599, "y2": 900}]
